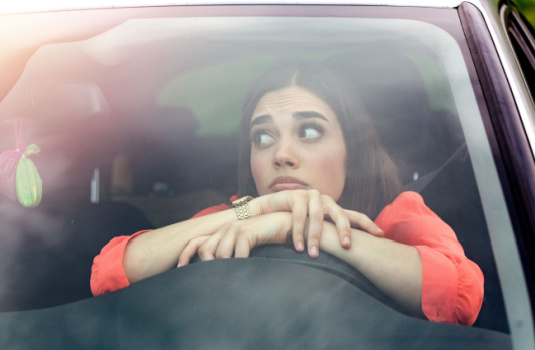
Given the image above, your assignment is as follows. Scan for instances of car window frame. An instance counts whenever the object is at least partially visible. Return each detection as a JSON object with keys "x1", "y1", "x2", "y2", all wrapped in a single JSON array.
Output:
[
  {"x1": 460, "y1": 2, "x2": 535, "y2": 348},
  {"x1": 0, "y1": 2, "x2": 532, "y2": 345}
]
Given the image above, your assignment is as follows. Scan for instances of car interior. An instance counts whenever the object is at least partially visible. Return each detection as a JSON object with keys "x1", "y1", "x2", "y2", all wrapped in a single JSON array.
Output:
[{"x1": 0, "y1": 13, "x2": 509, "y2": 334}]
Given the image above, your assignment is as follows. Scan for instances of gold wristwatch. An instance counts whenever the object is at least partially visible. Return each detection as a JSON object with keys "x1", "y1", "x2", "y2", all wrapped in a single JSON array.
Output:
[{"x1": 230, "y1": 195, "x2": 253, "y2": 220}]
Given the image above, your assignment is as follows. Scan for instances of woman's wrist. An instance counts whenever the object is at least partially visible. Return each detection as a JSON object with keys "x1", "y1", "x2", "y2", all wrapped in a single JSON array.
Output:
[{"x1": 315, "y1": 221, "x2": 366, "y2": 262}]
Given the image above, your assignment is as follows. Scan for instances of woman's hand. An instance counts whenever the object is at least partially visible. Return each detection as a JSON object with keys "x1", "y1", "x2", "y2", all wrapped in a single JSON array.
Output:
[
  {"x1": 252, "y1": 189, "x2": 383, "y2": 258},
  {"x1": 178, "y1": 212, "x2": 293, "y2": 266}
]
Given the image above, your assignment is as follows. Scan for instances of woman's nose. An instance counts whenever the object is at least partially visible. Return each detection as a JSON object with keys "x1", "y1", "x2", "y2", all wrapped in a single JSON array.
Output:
[{"x1": 273, "y1": 139, "x2": 299, "y2": 168}]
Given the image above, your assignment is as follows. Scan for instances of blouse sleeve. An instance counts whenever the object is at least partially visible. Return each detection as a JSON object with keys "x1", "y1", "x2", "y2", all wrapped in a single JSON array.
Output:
[
  {"x1": 90, "y1": 230, "x2": 150, "y2": 296},
  {"x1": 375, "y1": 191, "x2": 484, "y2": 326},
  {"x1": 90, "y1": 201, "x2": 233, "y2": 296}
]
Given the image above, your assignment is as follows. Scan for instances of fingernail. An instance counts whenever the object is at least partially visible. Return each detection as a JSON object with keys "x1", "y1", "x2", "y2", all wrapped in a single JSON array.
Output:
[
  {"x1": 343, "y1": 236, "x2": 350, "y2": 245},
  {"x1": 311, "y1": 246, "x2": 318, "y2": 257},
  {"x1": 297, "y1": 242, "x2": 304, "y2": 251},
  {"x1": 177, "y1": 262, "x2": 181, "y2": 268},
  {"x1": 377, "y1": 229, "x2": 384, "y2": 236}
]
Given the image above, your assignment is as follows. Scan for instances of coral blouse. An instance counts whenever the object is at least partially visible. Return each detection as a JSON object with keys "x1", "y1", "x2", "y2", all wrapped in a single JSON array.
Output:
[{"x1": 90, "y1": 191, "x2": 484, "y2": 326}]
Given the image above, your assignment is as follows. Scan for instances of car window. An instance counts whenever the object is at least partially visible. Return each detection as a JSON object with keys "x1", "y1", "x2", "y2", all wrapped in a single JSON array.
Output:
[{"x1": 0, "y1": 4, "x2": 529, "y2": 347}]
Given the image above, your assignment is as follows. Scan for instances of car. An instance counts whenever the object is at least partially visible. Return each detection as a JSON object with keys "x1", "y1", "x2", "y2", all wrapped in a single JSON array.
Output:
[{"x1": 0, "y1": 0, "x2": 534, "y2": 348}]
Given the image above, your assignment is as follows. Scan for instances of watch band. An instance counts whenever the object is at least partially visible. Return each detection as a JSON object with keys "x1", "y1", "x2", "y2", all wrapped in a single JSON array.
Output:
[{"x1": 231, "y1": 195, "x2": 253, "y2": 220}]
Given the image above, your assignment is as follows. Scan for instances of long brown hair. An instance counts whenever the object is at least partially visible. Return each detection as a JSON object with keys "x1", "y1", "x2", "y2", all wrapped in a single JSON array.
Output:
[{"x1": 238, "y1": 62, "x2": 401, "y2": 218}]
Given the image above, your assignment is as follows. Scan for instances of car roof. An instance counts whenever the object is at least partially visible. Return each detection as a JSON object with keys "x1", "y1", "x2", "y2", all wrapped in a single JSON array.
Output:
[{"x1": 0, "y1": 0, "x2": 497, "y2": 15}]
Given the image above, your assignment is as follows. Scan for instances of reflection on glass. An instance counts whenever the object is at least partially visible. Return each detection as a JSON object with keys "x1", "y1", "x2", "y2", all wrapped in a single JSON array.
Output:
[{"x1": 0, "y1": 13, "x2": 518, "y2": 345}]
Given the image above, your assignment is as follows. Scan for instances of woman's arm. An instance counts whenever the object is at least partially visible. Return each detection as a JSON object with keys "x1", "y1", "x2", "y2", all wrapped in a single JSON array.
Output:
[
  {"x1": 123, "y1": 207, "x2": 252, "y2": 283},
  {"x1": 175, "y1": 190, "x2": 383, "y2": 267},
  {"x1": 123, "y1": 190, "x2": 361, "y2": 283},
  {"x1": 317, "y1": 222, "x2": 424, "y2": 317},
  {"x1": 107, "y1": 190, "x2": 380, "y2": 289}
]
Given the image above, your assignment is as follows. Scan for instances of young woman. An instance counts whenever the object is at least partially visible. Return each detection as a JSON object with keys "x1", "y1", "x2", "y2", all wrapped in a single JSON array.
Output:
[{"x1": 91, "y1": 62, "x2": 483, "y2": 326}]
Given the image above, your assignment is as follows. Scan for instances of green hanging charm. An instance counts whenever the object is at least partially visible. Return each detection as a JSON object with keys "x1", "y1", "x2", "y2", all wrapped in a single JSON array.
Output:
[{"x1": 15, "y1": 144, "x2": 42, "y2": 208}]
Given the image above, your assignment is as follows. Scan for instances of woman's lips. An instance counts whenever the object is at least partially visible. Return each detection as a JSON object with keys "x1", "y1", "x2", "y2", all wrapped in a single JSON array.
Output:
[
  {"x1": 269, "y1": 176, "x2": 308, "y2": 192},
  {"x1": 270, "y1": 183, "x2": 308, "y2": 192}
]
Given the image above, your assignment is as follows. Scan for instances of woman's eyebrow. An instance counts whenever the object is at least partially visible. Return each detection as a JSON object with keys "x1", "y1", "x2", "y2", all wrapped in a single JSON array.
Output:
[
  {"x1": 250, "y1": 115, "x2": 272, "y2": 127},
  {"x1": 293, "y1": 111, "x2": 330, "y2": 123}
]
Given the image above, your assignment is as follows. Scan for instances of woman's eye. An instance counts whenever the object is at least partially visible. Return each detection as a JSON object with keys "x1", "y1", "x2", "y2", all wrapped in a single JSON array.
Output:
[
  {"x1": 252, "y1": 131, "x2": 275, "y2": 146},
  {"x1": 299, "y1": 125, "x2": 323, "y2": 140}
]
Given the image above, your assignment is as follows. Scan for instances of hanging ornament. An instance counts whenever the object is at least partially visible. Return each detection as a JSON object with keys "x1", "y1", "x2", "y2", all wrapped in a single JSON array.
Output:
[{"x1": 0, "y1": 119, "x2": 42, "y2": 207}]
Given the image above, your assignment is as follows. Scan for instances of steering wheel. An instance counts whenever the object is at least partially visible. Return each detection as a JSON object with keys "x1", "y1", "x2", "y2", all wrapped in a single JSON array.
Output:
[
  {"x1": 189, "y1": 244, "x2": 405, "y2": 314},
  {"x1": 0, "y1": 248, "x2": 512, "y2": 349}
]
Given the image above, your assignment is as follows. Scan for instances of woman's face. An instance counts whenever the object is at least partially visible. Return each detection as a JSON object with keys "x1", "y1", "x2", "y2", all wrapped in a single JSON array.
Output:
[{"x1": 250, "y1": 86, "x2": 347, "y2": 201}]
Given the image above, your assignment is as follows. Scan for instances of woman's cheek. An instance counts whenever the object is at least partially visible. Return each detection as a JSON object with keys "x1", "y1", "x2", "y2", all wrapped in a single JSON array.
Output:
[{"x1": 313, "y1": 150, "x2": 346, "y2": 199}]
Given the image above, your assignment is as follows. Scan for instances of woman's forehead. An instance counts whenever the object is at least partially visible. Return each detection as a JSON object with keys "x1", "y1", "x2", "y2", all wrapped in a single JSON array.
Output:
[{"x1": 252, "y1": 86, "x2": 336, "y2": 121}]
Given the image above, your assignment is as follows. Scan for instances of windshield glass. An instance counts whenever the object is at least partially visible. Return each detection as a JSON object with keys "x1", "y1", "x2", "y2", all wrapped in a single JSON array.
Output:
[{"x1": 0, "y1": 5, "x2": 523, "y2": 348}]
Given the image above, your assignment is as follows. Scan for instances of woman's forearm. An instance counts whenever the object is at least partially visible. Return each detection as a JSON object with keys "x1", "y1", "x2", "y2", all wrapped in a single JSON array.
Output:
[
  {"x1": 123, "y1": 201, "x2": 262, "y2": 283},
  {"x1": 318, "y1": 223, "x2": 424, "y2": 317}
]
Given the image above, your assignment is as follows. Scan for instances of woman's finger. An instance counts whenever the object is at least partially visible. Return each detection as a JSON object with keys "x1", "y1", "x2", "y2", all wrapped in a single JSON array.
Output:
[
  {"x1": 290, "y1": 191, "x2": 308, "y2": 252},
  {"x1": 344, "y1": 209, "x2": 384, "y2": 237},
  {"x1": 215, "y1": 222, "x2": 240, "y2": 259},
  {"x1": 197, "y1": 231, "x2": 223, "y2": 261},
  {"x1": 321, "y1": 195, "x2": 352, "y2": 248},
  {"x1": 177, "y1": 236, "x2": 209, "y2": 267},
  {"x1": 234, "y1": 234, "x2": 253, "y2": 258},
  {"x1": 305, "y1": 189, "x2": 323, "y2": 258}
]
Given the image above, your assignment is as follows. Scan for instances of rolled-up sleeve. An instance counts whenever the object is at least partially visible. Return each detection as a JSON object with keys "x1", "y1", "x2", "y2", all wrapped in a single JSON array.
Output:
[
  {"x1": 375, "y1": 191, "x2": 484, "y2": 325},
  {"x1": 90, "y1": 230, "x2": 151, "y2": 296}
]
